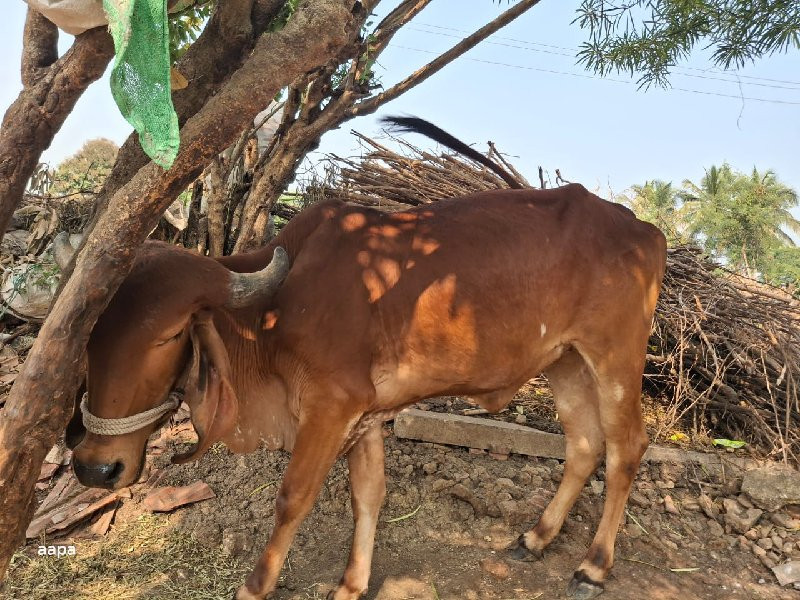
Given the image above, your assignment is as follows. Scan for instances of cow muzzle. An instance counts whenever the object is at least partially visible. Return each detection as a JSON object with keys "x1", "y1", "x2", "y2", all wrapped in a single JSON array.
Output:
[
  {"x1": 72, "y1": 391, "x2": 182, "y2": 489},
  {"x1": 72, "y1": 458, "x2": 124, "y2": 489}
]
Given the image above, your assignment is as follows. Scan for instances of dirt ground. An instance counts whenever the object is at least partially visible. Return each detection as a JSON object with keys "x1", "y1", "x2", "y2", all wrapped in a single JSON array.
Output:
[{"x1": 5, "y1": 410, "x2": 800, "y2": 600}]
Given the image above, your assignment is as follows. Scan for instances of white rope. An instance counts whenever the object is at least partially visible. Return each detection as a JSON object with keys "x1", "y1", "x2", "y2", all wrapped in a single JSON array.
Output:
[{"x1": 80, "y1": 392, "x2": 182, "y2": 436}]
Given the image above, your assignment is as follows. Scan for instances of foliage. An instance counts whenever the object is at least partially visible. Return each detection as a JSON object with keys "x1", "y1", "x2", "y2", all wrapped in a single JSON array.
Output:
[
  {"x1": 575, "y1": 1, "x2": 800, "y2": 87},
  {"x1": 761, "y1": 246, "x2": 800, "y2": 293},
  {"x1": 623, "y1": 164, "x2": 800, "y2": 290},
  {"x1": 49, "y1": 139, "x2": 119, "y2": 197},
  {"x1": 617, "y1": 180, "x2": 683, "y2": 240},
  {"x1": 168, "y1": 0, "x2": 215, "y2": 61}
]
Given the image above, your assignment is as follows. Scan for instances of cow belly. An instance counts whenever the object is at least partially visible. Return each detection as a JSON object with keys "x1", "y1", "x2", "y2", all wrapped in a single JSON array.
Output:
[{"x1": 372, "y1": 341, "x2": 565, "y2": 410}]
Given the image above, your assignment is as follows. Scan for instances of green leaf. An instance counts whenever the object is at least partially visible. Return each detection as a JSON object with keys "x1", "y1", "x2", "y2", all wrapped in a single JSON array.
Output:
[{"x1": 712, "y1": 438, "x2": 746, "y2": 449}]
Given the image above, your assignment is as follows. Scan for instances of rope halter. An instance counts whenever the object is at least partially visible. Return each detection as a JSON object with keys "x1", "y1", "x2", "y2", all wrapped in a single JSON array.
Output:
[{"x1": 80, "y1": 392, "x2": 183, "y2": 436}]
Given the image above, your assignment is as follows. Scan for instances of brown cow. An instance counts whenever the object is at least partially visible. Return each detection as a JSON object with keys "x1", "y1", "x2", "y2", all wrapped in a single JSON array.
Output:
[{"x1": 64, "y1": 120, "x2": 666, "y2": 600}]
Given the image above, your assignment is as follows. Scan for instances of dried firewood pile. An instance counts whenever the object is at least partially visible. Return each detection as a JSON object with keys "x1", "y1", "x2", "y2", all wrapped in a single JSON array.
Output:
[
  {"x1": 651, "y1": 248, "x2": 800, "y2": 463},
  {"x1": 316, "y1": 132, "x2": 800, "y2": 464}
]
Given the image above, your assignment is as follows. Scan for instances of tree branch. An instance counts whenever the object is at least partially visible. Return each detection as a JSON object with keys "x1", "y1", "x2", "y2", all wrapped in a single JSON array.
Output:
[
  {"x1": 21, "y1": 8, "x2": 59, "y2": 87},
  {"x1": 370, "y1": 0, "x2": 433, "y2": 52},
  {"x1": 348, "y1": 0, "x2": 542, "y2": 117},
  {"x1": 0, "y1": 26, "x2": 113, "y2": 238}
]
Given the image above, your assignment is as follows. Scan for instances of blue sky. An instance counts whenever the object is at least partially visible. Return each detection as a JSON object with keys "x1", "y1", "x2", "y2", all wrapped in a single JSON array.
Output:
[{"x1": 2, "y1": 1, "x2": 799, "y2": 200}]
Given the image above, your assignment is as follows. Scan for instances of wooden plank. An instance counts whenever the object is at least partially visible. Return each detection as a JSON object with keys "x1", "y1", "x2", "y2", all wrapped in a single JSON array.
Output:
[
  {"x1": 394, "y1": 409, "x2": 756, "y2": 470},
  {"x1": 395, "y1": 409, "x2": 566, "y2": 459}
]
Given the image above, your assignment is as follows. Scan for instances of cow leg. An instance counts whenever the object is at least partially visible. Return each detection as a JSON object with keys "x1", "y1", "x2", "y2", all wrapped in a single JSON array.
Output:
[
  {"x1": 328, "y1": 423, "x2": 386, "y2": 600},
  {"x1": 235, "y1": 418, "x2": 352, "y2": 600},
  {"x1": 509, "y1": 349, "x2": 604, "y2": 560},
  {"x1": 567, "y1": 372, "x2": 648, "y2": 600}
]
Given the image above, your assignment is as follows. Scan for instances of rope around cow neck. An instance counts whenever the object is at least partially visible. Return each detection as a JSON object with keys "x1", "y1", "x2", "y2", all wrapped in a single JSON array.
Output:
[{"x1": 80, "y1": 392, "x2": 182, "y2": 436}]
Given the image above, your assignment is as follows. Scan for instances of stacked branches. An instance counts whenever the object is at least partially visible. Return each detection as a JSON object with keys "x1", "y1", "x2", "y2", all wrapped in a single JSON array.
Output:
[
  {"x1": 315, "y1": 132, "x2": 800, "y2": 463},
  {"x1": 651, "y1": 249, "x2": 800, "y2": 463},
  {"x1": 323, "y1": 132, "x2": 527, "y2": 208}
]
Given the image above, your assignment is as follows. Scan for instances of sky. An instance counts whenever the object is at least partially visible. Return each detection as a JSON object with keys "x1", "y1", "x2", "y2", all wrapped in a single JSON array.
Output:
[{"x1": 2, "y1": 1, "x2": 799, "y2": 202}]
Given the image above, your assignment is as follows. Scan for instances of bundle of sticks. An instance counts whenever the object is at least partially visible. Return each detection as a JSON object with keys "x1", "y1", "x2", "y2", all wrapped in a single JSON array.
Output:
[{"x1": 651, "y1": 248, "x2": 799, "y2": 463}]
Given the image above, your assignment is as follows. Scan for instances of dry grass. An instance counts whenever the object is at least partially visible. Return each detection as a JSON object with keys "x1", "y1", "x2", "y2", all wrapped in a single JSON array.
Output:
[{"x1": 5, "y1": 513, "x2": 248, "y2": 600}]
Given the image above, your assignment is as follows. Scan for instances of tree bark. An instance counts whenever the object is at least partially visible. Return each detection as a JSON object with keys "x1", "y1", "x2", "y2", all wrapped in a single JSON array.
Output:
[
  {"x1": 205, "y1": 157, "x2": 226, "y2": 257},
  {"x1": 0, "y1": 17, "x2": 113, "y2": 238},
  {"x1": 21, "y1": 10, "x2": 59, "y2": 87},
  {"x1": 0, "y1": 0, "x2": 358, "y2": 578}
]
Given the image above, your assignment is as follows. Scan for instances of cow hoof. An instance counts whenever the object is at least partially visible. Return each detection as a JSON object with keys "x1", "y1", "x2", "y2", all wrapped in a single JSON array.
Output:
[
  {"x1": 326, "y1": 585, "x2": 365, "y2": 599},
  {"x1": 566, "y1": 571, "x2": 604, "y2": 599},
  {"x1": 506, "y1": 534, "x2": 544, "y2": 562},
  {"x1": 233, "y1": 586, "x2": 274, "y2": 600}
]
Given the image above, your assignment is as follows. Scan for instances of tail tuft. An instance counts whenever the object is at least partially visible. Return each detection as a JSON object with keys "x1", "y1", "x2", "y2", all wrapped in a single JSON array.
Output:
[{"x1": 380, "y1": 115, "x2": 523, "y2": 189}]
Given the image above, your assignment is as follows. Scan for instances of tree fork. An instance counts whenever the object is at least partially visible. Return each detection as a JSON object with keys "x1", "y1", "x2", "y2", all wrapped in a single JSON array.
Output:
[
  {"x1": 56, "y1": 0, "x2": 286, "y2": 290},
  {"x1": 234, "y1": 0, "x2": 541, "y2": 250},
  {"x1": 0, "y1": 0, "x2": 359, "y2": 578},
  {"x1": 0, "y1": 12, "x2": 113, "y2": 239}
]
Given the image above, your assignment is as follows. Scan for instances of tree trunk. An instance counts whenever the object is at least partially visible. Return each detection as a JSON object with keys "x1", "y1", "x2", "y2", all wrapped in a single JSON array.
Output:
[
  {"x1": 0, "y1": 17, "x2": 113, "y2": 237},
  {"x1": 0, "y1": 0, "x2": 358, "y2": 578},
  {"x1": 205, "y1": 158, "x2": 226, "y2": 257},
  {"x1": 234, "y1": 135, "x2": 317, "y2": 252}
]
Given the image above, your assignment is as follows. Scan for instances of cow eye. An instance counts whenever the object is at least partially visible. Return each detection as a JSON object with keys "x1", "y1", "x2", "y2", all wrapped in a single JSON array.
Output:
[{"x1": 156, "y1": 329, "x2": 184, "y2": 346}]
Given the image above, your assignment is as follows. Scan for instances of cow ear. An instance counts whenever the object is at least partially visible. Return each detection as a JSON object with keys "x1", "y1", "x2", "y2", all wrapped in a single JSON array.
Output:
[{"x1": 171, "y1": 314, "x2": 238, "y2": 464}]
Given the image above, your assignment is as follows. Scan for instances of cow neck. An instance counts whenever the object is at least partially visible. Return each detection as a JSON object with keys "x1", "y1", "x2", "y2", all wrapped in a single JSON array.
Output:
[{"x1": 209, "y1": 305, "x2": 271, "y2": 390}]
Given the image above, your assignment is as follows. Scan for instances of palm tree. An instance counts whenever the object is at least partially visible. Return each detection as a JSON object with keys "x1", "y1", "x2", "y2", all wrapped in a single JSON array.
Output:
[
  {"x1": 617, "y1": 180, "x2": 683, "y2": 240},
  {"x1": 681, "y1": 164, "x2": 800, "y2": 276}
]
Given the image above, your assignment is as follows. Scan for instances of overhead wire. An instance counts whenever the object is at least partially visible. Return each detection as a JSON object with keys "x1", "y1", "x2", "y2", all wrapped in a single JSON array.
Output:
[
  {"x1": 390, "y1": 44, "x2": 800, "y2": 106},
  {"x1": 408, "y1": 21, "x2": 800, "y2": 90},
  {"x1": 386, "y1": 26, "x2": 800, "y2": 107}
]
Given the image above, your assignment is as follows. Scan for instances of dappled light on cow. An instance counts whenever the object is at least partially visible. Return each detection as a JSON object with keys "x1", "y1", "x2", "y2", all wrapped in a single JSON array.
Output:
[{"x1": 348, "y1": 209, "x2": 442, "y2": 305}]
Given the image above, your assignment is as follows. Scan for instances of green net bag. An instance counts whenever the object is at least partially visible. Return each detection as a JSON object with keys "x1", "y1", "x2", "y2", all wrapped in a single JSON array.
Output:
[{"x1": 103, "y1": 0, "x2": 179, "y2": 169}]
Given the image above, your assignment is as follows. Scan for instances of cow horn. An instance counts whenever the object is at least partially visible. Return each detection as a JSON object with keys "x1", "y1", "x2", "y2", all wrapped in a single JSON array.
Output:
[
  {"x1": 227, "y1": 246, "x2": 290, "y2": 308},
  {"x1": 53, "y1": 232, "x2": 79, "y2": 270}
]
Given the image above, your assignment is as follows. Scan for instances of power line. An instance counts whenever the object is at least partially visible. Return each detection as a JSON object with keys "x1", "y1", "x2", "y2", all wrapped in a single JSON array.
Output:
[
  {"x1": 389, "y1": 44, "x2": 800, "y2": 106},
  {"x1": 410, "y1": 21, "x2": 800, "y2": 89}
]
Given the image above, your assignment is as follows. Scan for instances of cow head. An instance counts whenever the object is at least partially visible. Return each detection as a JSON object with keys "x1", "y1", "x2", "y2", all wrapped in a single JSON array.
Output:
[{"x1": 58, "y1": 237, "x2": 290, "y2": 489}]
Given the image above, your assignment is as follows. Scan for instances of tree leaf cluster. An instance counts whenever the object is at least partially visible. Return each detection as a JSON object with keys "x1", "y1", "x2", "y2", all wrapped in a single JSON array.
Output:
[
  {"x1": 575, "y1": 1, "x2": 800, "y2": 87},
  {"x1": 620, "y1": 163, "x2": 800, "y2": 291},
  {"x1": 168, "y1": 0, "x2": 215, "y2": 61},
  {"x1": 49, "y1": 139, "x2": 119, "y2": 198}
]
